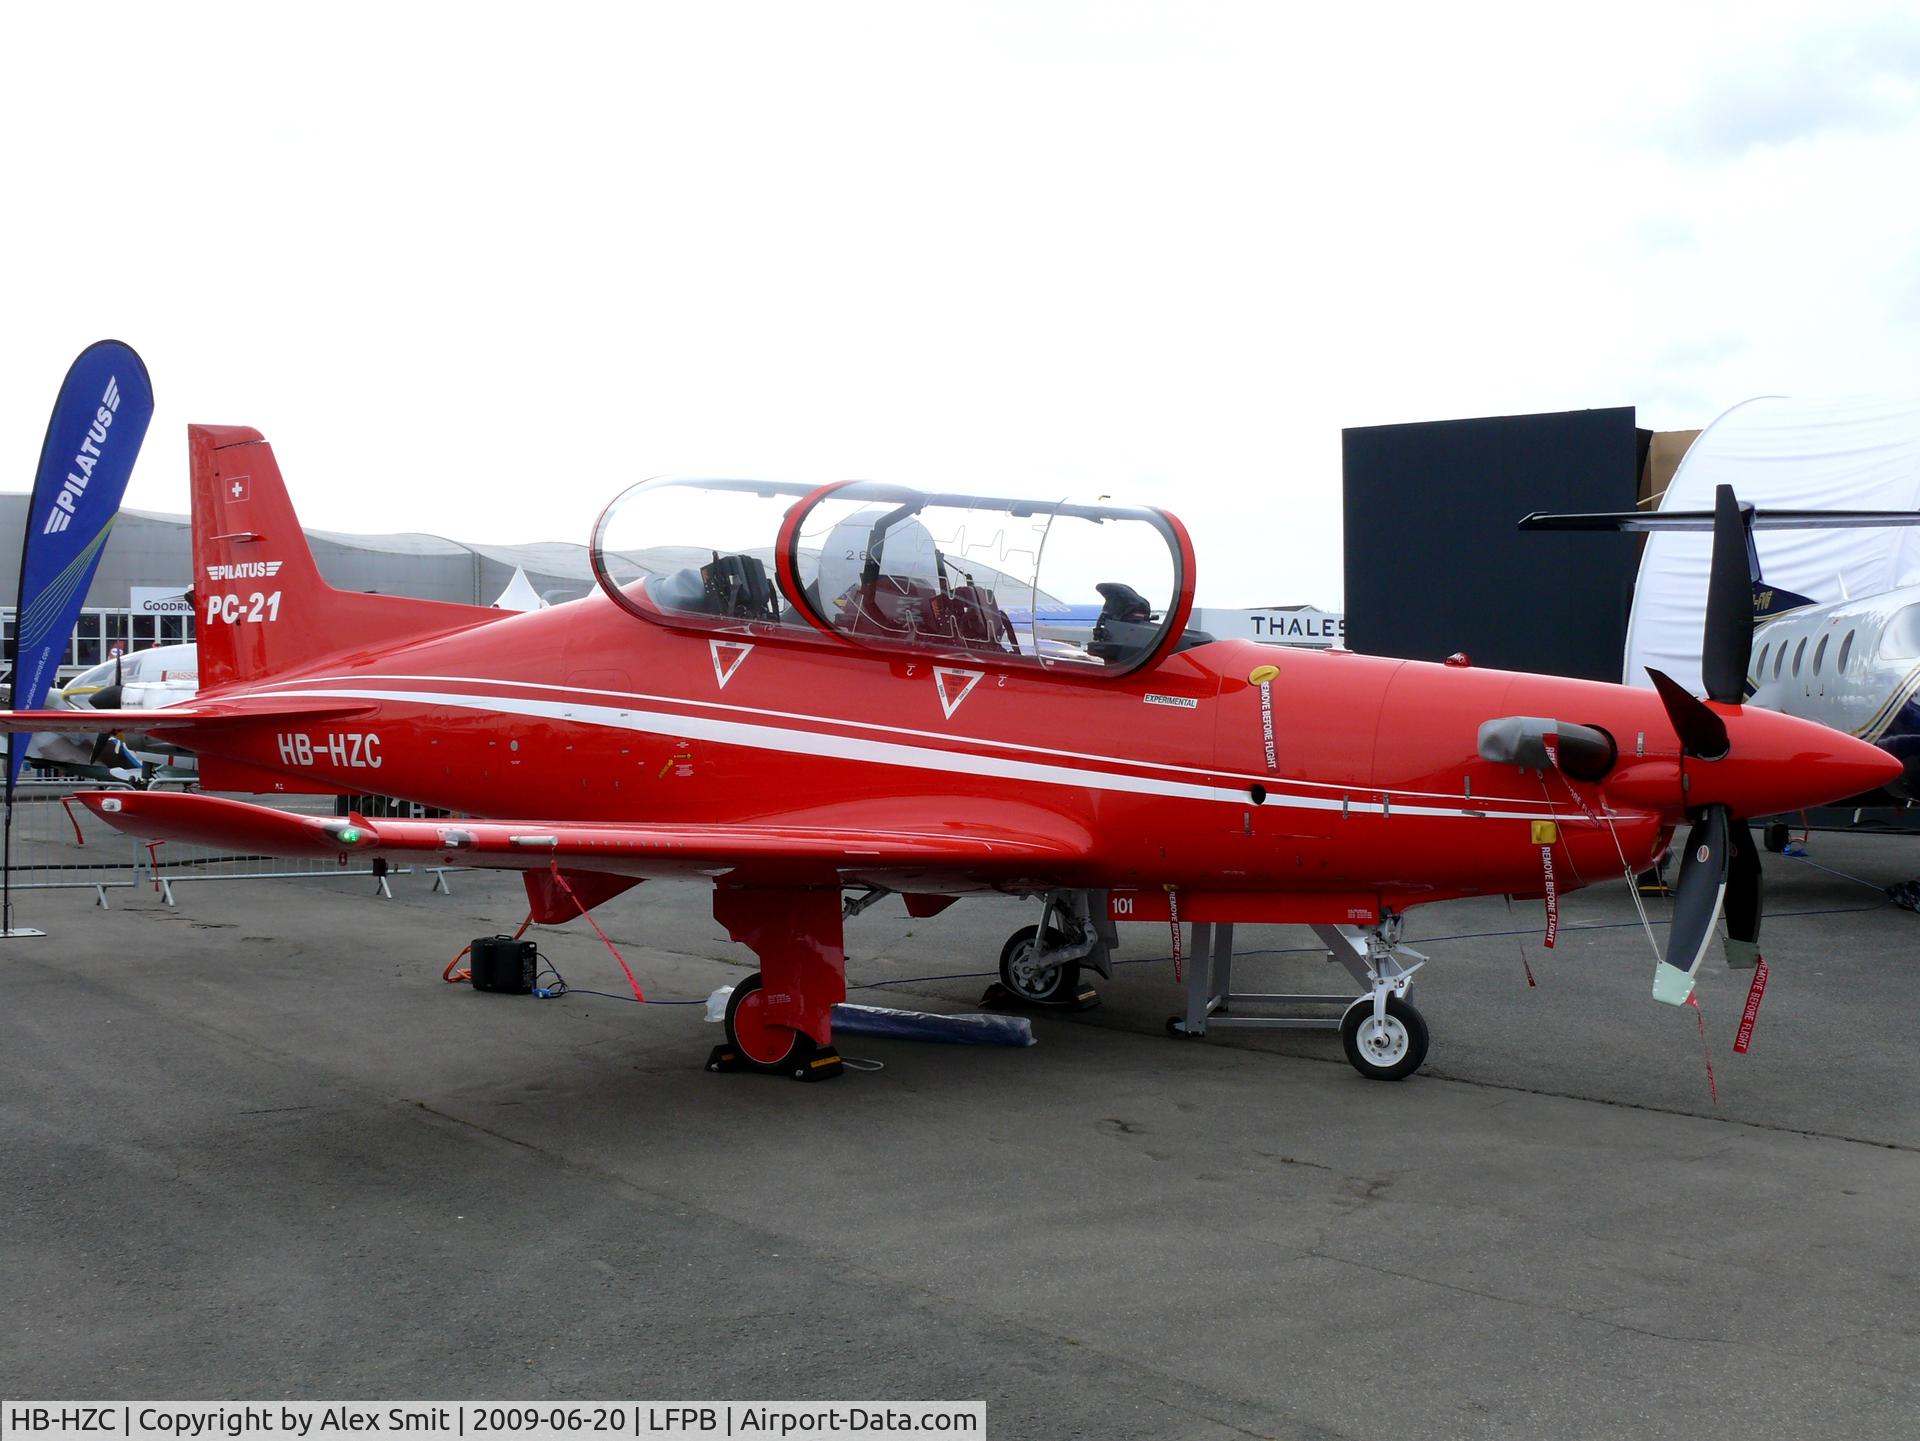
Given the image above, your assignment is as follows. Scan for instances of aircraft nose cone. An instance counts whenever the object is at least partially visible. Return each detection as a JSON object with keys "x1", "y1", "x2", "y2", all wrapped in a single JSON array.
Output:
[
  {"x1": 1846, "y1": 734, "x2": 1908, "y2": 796},
  {"x1": 1688, "y1": 710, "x2": 1906, "y2": 816},
  {"x1": 1795, "y1": 728, "x2": 1908, "y2": 803}
]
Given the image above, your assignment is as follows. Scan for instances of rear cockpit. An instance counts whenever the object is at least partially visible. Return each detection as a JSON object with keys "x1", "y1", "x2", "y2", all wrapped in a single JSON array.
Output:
[{"x1": 590, "y1": 478, "x2": 1198, "y2": 674}]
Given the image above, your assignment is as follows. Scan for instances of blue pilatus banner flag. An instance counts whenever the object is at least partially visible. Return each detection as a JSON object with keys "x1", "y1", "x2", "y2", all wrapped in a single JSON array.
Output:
[{"x1": 7, "y1": 340, "x2": 154, "y2": 792}]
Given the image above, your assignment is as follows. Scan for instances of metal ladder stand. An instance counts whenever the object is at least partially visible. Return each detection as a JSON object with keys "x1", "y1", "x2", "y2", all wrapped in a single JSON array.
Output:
[{"x1": 1168, "y1": 916, "x2": 1425, "y2": 1036}]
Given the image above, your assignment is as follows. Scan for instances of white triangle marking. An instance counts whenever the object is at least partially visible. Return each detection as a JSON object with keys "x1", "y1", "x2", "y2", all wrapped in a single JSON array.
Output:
[
  {"x1": 711, "y1": 640, "x2": 753, "y2": 689},
  {"x1": 934, "y1": 667, "x2": 982, "y2": 719}
]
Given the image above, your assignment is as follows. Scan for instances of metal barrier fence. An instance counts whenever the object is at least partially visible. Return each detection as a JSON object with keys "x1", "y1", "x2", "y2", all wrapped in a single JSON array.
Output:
[
  {"x1": 2, "y1": 780, "x2": 413, "y2": 909},
  {"x1": 2, "y1": 779, "x2": 146, "y2": 908}
]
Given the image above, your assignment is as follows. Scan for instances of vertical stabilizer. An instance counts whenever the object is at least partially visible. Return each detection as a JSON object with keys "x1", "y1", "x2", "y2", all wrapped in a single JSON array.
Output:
[{"x1": 189, "y1": 425, "x2": 498, "y2": 691}]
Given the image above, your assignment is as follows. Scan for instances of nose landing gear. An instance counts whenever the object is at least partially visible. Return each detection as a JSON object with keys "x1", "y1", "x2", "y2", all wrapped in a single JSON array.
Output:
[
  {"x1": 1161, "y1": 915, "x2": 1431, "y2": 1081},
  {"x1": 1339, "y1": 991, "x2": 1429, "y2": 1081}
]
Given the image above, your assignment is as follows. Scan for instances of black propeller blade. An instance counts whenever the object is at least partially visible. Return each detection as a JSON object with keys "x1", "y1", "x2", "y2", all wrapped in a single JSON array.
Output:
[
  {"x1": 1647, "y1": 668, "x2": 1729, "y2": 760},
  {"x1": 90, "y1": 654, "x2": 125, "y2": 712},
  {"x1": 1653, "y1": 804, "x2": 1732, "y2": 1005},
  {"x1": 1723, "y1": 819, "x2": 1763, "y2": 970},
  {"x1": 1702, "y1": 484, "x2": 1754, "y2": 704}
]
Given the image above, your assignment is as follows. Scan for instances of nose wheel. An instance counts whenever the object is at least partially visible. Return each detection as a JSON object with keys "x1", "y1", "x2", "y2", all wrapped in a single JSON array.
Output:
[{"x1": 1340, "y1": 993, "x2": 1428, "y2": 1081}]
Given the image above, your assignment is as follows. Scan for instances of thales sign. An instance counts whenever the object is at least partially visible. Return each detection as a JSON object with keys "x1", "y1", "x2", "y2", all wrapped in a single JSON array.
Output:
[{"x1": 1193, "y1": 607, "x2": 1345, "y2": 647}]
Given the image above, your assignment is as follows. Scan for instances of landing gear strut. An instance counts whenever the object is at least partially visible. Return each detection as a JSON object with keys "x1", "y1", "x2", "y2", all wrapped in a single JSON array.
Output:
[
  {"x1": 984, "y1": 890, "x2": 1113, "y2": 1011},
  {"x1": 1161, "y1": 914, "x2": 1432, "y2": 1081},
  {"x1": 705, "y1": 887, "x2": 846, "y2": 1082}
]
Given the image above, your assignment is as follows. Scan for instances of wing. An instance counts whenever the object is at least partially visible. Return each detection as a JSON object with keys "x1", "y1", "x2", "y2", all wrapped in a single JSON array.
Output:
[
  {"x1": 0, "y1": 701, "x2": 372, "y2": 732},
  {"x1": 77, "y1": 789, "x2": 1089, "y2": 888}
]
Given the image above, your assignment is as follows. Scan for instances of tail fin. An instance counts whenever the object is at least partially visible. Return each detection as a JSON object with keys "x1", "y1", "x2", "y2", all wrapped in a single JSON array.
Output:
[
  {"x1": 190, "y1": 425, "x2": 499, "y2": 690},
  {"x1": 1750, "y1": 580, "x2": 1817, "y2": 620},
  {"x1": 1740, "y1": 519, "x2": 1816, "y2": 619}
]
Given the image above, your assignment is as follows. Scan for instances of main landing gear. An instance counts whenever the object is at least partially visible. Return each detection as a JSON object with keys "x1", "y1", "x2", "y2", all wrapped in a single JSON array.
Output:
[
  {"x1": 708, "y1": 971, "x2": 844, "y2": 1081},
  {"x1": 1164, "y1": 916, "x2": 1431, "y2": 1081},
  {"x1": 997, "y1": 925, "x2": 1080, "y2": 1004},
  {"x1": 986, "y1": 891, "x2": 1112, "y2": 1011},
  {"x1": 705, "y1": 887, "x2": 846, "y2": 1082}
]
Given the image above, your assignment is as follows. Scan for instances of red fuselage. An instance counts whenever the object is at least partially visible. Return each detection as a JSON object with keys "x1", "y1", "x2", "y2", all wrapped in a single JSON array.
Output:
[{"x1": 181, "y1": 592, "x2": 1892, "y2": 921}]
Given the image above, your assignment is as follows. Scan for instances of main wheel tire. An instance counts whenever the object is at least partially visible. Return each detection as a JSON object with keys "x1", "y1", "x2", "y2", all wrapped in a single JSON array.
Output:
[
  {"x1": 1340, "y1": 994, "x2": 1429, "y2": 1081},
  {"x1": 724, "y1": 971, "x2": 808, "y2": 1072},
  {"x1": 999, "y1": 925, "x2": 1080, "y2": 1005}
]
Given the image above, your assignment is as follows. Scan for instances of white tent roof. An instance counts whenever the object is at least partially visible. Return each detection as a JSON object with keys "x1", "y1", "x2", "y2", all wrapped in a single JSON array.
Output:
[
  {"x1": 1623, "y1": 394, "x2": 1920, "y2": 693},
  {"x1": 491, "y1": 566, "x2": 548, "y2": 611}
]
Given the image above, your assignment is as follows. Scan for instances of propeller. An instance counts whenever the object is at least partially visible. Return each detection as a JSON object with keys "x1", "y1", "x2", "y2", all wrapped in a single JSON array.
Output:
[
  {"x1": 1644, "y1": 487, "x2": 1758, "y2": 1005},
  {"x1": 83, "y1": 655, "x2": 133, "y2": 777},
  {"x1": 89, "y1": 654, "x2": 125, "y2": 712},
  {"x1": 1651, "y1": 807, "x2": 1729, "y2": 1003},
  {"x1": 1700, "y1": 484, "x2": 1753, "y2": 704},
  {"x1": 1520, "y1": 482, "x2": 1916, "y2": 1006},
  {"x1": 1645, "y1": 668, "x2": 1727, "y2": 760},
  {"x1": 1723, "y1": 820, "x2": 1763, "y2": 971}
]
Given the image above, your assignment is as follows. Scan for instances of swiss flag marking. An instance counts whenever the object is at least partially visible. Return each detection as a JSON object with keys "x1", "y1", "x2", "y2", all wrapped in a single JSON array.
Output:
[{"x1": 227, "y1": 476, "x2": 250, "y2": 502}]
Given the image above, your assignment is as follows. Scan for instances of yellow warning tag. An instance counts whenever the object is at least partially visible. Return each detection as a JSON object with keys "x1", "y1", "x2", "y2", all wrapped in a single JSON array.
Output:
[
  {"x1": 1531, "y1": 820, "x2": 1559, "y2": 845},
  {"x1": 1249, "y1": 664, "x2": 1280, "y2": 685}
]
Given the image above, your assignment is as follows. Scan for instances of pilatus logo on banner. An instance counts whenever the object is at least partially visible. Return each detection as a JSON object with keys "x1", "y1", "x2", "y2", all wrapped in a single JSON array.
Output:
[
  {"x1": 205, "y1": 560, "x2": 284, "y2": 582},
  {"x1": 43, "y1": 376, "x2": 123, "y2": 534}
]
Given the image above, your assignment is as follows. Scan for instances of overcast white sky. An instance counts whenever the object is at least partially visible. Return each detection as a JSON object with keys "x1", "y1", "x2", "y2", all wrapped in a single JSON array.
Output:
[{"x1": 4, "y1": 1, "x2": 1918, "y2": 608}]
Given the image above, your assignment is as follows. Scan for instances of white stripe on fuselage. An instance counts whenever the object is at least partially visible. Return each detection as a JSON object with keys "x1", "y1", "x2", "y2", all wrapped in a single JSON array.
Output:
[
  {"x1": 251, "y1": 670, "x2": 1563, "y2": 810},
  {"x1": 248, "y1": 682, "x2": 1586, "y2": 824}
]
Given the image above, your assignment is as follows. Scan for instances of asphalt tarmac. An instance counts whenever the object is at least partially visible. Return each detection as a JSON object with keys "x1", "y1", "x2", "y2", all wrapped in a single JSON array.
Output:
[{"x1": 4, "y1": 833, "x2": 1918, "y2": 1439}]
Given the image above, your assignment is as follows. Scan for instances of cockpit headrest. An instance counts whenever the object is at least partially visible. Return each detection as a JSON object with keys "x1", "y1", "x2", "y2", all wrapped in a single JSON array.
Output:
[{"x1": 1095, "y1": 581, "x2": 1154, "y2": 622}]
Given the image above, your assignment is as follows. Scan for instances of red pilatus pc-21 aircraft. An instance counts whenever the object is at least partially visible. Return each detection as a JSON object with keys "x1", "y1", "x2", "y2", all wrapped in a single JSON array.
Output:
[{"x1": 4, "y1": 427, "x2": 1898, "y2": 1082}]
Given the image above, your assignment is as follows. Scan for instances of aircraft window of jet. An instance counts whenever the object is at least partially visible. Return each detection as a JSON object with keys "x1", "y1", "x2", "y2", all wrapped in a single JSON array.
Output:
[
  {"x1": 1879, "y1": 604, "x2": 1920, "y2": 661},
  {"x1": 1792, "y1": 637, "x2": 1806, "y2": 677},
  {"x1": 1839, "y1": 629, "x2": 1855, "y2": 673},
  {"x1": 1814, "y1": 634, "x2": 1828, "y2": 675},
  {"x1": 784, "y1": 481, "x2": 1197, "y2": 675},
  {"x1": 590, "y1": 477, "x2": 824, "y2": 634},
  {"x1": 1774, "y1": 643, "x2": 1787, "y2": 680},
  {"x1": 1756, "y1": 642, "x2": 1770, "y2": 681}
]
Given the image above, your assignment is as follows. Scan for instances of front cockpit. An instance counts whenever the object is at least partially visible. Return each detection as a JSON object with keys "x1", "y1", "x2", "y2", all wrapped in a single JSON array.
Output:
[{"x1": 590, "y1": 478, "x2": 1199, "y2": 675}]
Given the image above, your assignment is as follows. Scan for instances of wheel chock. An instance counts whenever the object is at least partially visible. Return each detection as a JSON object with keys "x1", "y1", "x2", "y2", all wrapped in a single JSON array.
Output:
[
  {"x1": 790, "y1": 1045, "x2": 844, "y2": 1082},
  {"x1": 977, "y1": 980, "x2": 1101, "y2": 1013},
  {"x1": 703, "y1": 1042, "x2": 844, "y2": 1081}
]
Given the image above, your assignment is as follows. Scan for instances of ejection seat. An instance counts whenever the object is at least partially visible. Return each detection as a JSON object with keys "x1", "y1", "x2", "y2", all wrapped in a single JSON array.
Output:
[
  {"x1": 650, "y1": 552, "x2": 783, "y2": 624},
  {"x1": 1088, "y1": 581, "x2": 1214, "y2": 663}
]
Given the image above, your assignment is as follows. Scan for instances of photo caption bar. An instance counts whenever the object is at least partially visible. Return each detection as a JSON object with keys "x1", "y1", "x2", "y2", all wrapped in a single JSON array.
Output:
[{"x1": 2, "y1": 1404, "x2": 984, "y2": 1441}]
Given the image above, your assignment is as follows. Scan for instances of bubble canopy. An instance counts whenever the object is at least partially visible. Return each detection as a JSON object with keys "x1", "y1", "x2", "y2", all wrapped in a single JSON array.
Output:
[{"x1": 590, "y1": 477, "x2": 1195, "y2": 675}]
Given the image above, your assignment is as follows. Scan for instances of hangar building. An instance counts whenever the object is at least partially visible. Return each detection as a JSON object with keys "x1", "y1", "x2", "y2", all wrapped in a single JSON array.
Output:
[
  {"x1": 0, "y1": 497, "x2": 1347, "y2": 686},
  {"x1": 0, "y1": 497, "x2": 599, "y2": 682}
]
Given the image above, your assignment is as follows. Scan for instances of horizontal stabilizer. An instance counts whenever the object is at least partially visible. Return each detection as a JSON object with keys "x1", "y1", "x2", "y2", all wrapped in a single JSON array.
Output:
[{"x1": 1520, "y1": 508, "x2": 1920, "y2": 532}]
